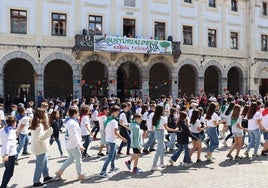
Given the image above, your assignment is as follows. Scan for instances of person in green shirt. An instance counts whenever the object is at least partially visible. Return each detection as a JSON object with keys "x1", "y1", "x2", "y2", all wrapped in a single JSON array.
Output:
[{"x1": 124, "y1": 114, "x2": 143, "y2": 174}]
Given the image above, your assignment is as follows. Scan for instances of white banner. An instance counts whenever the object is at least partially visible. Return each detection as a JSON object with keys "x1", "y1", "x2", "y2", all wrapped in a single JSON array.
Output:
[{"x1": 94, "y1": 36, "x2": 172, "y2": 54}]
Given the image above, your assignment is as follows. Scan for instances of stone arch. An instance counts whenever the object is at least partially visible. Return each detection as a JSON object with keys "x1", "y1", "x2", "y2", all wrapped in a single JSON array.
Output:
[
  {"x1": 115, "y1": 54, "x2": 143, "y2": 74},
  {"x1": 226, "y1": 61, "x2": 245, "y2": 74},
  {"x1": 80, "y1": 54, "x2": 110, "y2": 72},
  {"x1": 202, "y1": 60, "x2": 224, "y2": 77},
  {"x1": 0, "y1": 51, "x2": 37, "y2": 73},
  {"x1": 255, "y1": 62, "x2": 268, "y2": 78},
  {"x1": 42, "y1": 53, "x2": 77, "y2": 75},
  {"x1": 147, "y1": 56, "x2": 173, "y2": 74},
  {"x1": 178, "y1": 58, "x2": 200, "y2": 77}
]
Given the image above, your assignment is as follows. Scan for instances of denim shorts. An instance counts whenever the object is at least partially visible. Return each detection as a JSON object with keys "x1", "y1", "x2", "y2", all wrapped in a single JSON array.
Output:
[
  {"x1": 233, "y1": 132, "x2": 243, "y2": 137},
  {"x1": 264, "y1": 132, "x2": 268, "y2": 141}
]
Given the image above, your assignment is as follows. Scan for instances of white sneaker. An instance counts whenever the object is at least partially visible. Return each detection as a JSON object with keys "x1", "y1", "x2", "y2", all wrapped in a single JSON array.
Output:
[
  {"x1": 151, "y1": 166, "x2": 163, "y2": 171},
  {"x1": 158, "y1": 164, "x2": 166, "y2": 168},
  {"x1": 222, "y1": 140, "x2": 227, "y2": 147},
  {"x1": 168, "y1": 159, "x2": 174, "y2": 166},
  {"x1": 182, "y1": 162, "x2": 192, "y2": 167}
]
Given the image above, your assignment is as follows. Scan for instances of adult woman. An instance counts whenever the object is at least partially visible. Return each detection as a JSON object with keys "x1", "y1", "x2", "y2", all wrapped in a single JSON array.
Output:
[
  {"x1": 222, "y1": 102, "x2": 235, "y2": 147},
  {"x1": 244, "y1": 102, "x2": 266, "y2": 157},
  {"x1": 151, "y1": 105, "x2": 178, "y2": 171},
  {"x1": 30, "y1": 108, "x2": 54, "y2": 187},
  {"x1": 226, "y1": 104, "x2": 247, "y2": 159},
  {"x1": 205, "y1": 102, "x2": 223, "y2": 161}
]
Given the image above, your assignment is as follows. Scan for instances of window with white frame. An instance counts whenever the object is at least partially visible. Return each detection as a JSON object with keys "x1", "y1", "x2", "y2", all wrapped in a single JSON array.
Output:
[
  {"x1": 10, "y1": 9, "x2": 27, "y2": 34},
  {"x1": 51, "y1": 13, "x2": 67, "y2": 36},
  {"x1": 154, "y1": 22, "x2": 165, "y2": 40},
  {"x1": 231, "y1": 0, "x2": 238, "y2": 11},
  {"x1": 183, "y1": 26, "x2": 192, "y2": 45},
  {"x1": 184, "y1": 0, "x2": 192, "y2": 3},
  {"x1": 124, "y1": 0, "x2": 135, "y2": 7},
  {"x1": 230, "y1": 32, "x2": 238, "y2": 49},
  {"x1": 208, "y1": 0, "x2": 216, "y2": 8},
  {"x1": 208, "y1": 29, "x2": 216, "y2": 47},
  {"x1": 261, "y1": 34, "x2": 268, "y2": 51},
  {"x1": 89, "y1": 15, "x2": 102, "y2": 35},
  {"x1": 263, "y1": 2, "x2": 267, "y2": 15}
]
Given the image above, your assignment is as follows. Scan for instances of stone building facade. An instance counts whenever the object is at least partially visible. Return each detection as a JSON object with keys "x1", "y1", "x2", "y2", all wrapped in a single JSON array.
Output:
[{"x1": 0, "y1": 0, "x2": 268, "y2": 103}]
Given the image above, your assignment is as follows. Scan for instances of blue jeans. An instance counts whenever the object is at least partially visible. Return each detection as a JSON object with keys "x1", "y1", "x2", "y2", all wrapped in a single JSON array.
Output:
[
  {"x1": 166, "y1": 133, "x2": 176, "y2": 149},
  {"x1": 16, "y1": 133, "x2": 29, "y2": 157},
  {"x1": 206, "y1": 127, "x2": 219, "y2": 153},
  {"x1": 50, "y1": 137, "x2": 63, "y2": 156},
  {"x1": 153, "y1": 130, "x2": 165, "y2": 167},
  {"x1": 59, "y1": 147, "x2": 83, "y2": 175},
  {"x1": 247, "y1": 128, "x2": 261, "y2": 155},
  {"x1": 33, "y1": 153, "x2": 49, "y2": 183},
  {"x1": 101, "y1": 142, "x2": 116, "y2": 173},
  {"x1": 82, "y1": 135, "x2": 92, "y2": 156},
  {"x1": 171, "y1": 144, "x2": 191, "y2": 163},
  {"x1": 1, "y1": 155, "x2": 15, "y2": 188},
  {"x1": 144, "y1": 131, "x2": 155, "y2": 150}
]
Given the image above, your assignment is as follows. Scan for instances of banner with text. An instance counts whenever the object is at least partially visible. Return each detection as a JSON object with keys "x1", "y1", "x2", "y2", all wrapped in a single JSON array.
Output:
[{"x1": 94, "y1": 36, "x2": 172, "y2": 54}]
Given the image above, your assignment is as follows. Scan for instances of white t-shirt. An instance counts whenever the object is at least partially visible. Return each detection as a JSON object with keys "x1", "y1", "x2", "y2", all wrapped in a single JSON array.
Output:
[
  {"x1": 0, "y1": 127, "x2": 17, "y2": 157},
  {"x1": 105, "y1": 119, "x2": 118, "y2": 143},
  {"x1": 146, "y1": 112, "x2": 154, "y2": 131},
  {"x1": 156, "y1": 116, "x2": 167, "y2": 130},
  {"x1": 142, "y1": 111, "x2": 148, "y2": 121},
  {"x1": 119, "y1": 112, "x2": 128, "y2": 125},
  {"x1": 91, "y1": 110, "x2": 99, "y2": 121},
  {"x1": 98, "y1": 115, "x2": 107, "y2": 131},
  {"x1": 17, "y1": 116, "x2": 30, "y2": 134},
  {"x1": 0, "y1": 110, "x2": 5, "y2": 121},
  {"x1": 190, "y1": 119, "x2": 201, "y2": 133},
  {"x1": 135, "y1": 107, "x2": 142, "y2": 114},
  {"x1": 206, "y1": 112, "x2": 221, "y2": 127},
  {"x1": 80, "y1": 115, "x2": 90, "y2": 136},
  {"x1": 231, "y1": 117, "x2": 242, "y2": 134},
  {"x1": 247, "y1": 112, "x2": 262, "y2": 130}
]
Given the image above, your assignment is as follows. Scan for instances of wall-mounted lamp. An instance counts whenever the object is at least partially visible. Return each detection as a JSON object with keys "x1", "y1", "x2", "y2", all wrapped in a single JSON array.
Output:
[
  {"x1": 36, "y1": 45, "x2": 41, "y2": 62},
  {"x1": 200, "y1": 55, "x2": 206, "y2": 67},
  {"x1": 251, "y1": 58, "x2": 257, "y2": 66}
]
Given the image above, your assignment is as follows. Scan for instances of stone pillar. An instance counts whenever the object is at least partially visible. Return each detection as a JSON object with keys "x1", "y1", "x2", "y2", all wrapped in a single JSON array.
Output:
[
  {"x1": 197, "y1": 77, "x2": 205, "y2": 95},
  {"x1": 73, "y1": 65, "x2": 82, "y2": 99},
  {"x1": 171, "y1": 73, "x2": 178, "y2": 99},
  {"x1": 108, "y1": 65, "x2": 117, "y2": 97},
  {"x1": 0, "y1": 74, "x2": 4, "y2": 96},
  {"x1": 221, "y1": 77, "x2": 228, "y2": 94},
  {"x1": 73, "y1": 75, "x2": 82, "y2": 99},
  {"x1": 34, "y1": 74, "x2": 44, "y2": 105},
  {"x1": 141, "y1": 76, "x2": 149, "y2": 100}
]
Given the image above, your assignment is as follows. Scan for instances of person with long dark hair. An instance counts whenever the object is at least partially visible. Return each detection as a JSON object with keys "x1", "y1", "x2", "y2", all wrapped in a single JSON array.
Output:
[
  {"x1": 244, "y1": 102, "x2": 266, "y2": 158},
  {"x1": 205, "y1": 103, "x2": 224, "y2": 161},
  {"x1": 151, "y1": 105, "x2": 178, "y2": 171},
  {"x1": 30, "y1": 108, "x2": 54, "y2": 187},
  {"x1": 222, "y1": 102, "x2": 235, "y2": 147},
  {"x1": 226, "y1": 104, "x2": 248, "y2": 159}
]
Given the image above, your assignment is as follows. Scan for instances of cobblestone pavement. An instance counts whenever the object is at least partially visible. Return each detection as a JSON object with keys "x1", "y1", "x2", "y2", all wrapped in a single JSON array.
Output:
[{"x1": 1, "y1": 132, "x2": 268, "y2": 188}]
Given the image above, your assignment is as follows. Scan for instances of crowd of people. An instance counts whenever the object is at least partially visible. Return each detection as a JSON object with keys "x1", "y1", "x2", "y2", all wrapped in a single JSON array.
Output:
[{"x1": 0, "y1": 92, "x2": 268, "y2": 188}]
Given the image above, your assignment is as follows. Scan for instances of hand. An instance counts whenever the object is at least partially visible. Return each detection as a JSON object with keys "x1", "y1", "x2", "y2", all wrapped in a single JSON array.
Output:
[
  {"x1": 80, "y1": 146, "x2": 85, "y2": 152},
  {"x1": 122, "y1": 138, "x2": 127, "y2": 143},
  {"x1": 2, "y1": 156, "x2": 8, "y2": 162},
  {"x1": 175, "y1": 128, "x2": 180, "y2": 132}
]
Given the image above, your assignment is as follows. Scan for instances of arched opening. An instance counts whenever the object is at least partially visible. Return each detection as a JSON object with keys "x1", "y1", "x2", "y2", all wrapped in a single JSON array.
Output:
[
  {"x1": 227, "y1": 67, "x2": 242, "y2": 95},
  {"x1": 259, "y1": 67, "x2": 268, "y2": 96},
  {"x1": 117, "y1": 62, "x2": 140, "y2": 101},
  {"x1": 179, "y1": 65, "x2": 197, "y2": 96},
  {"x1": 44, "y1": 60, "x2": 73, "y2": 99},
  {"x1": 149, "y1": 63, "x2": 169, "y2": 99},
  {"x1": 82, "y1": 61, "x2": 108, "y2": 99},
  {"x1": 4, "y1": 59, "x2": 35, "y2": 102},
  {"x1": 204, "y1": 66, "x2": 220, "y2": 96}
]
